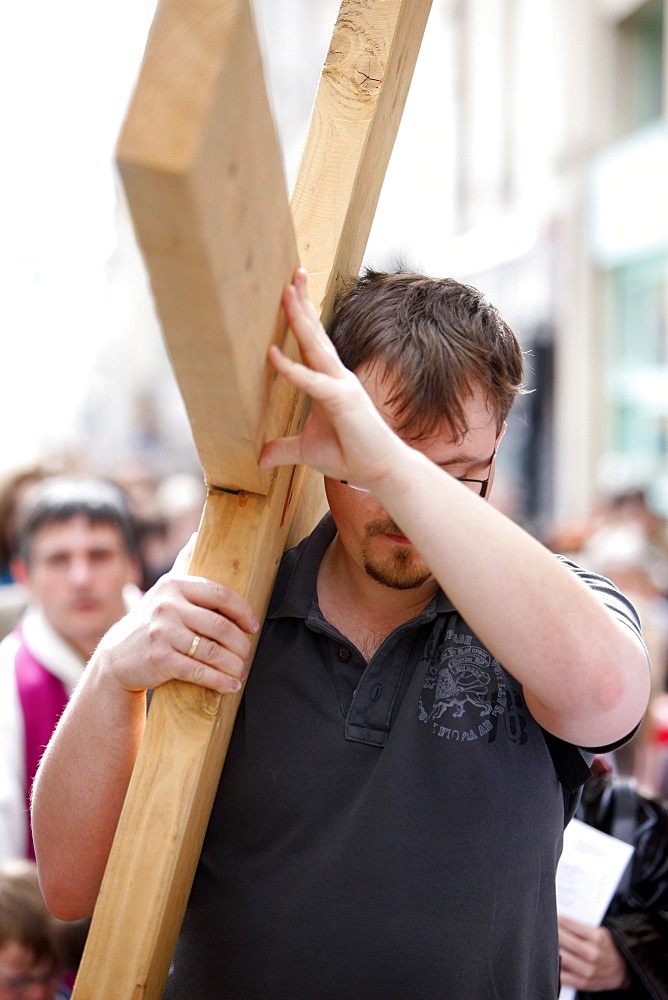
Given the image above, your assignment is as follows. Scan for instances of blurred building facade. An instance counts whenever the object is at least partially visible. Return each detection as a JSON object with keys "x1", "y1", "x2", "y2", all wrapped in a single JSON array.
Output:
[
  {"x1": 77, "y1": 0, "x2": 667, "y2": 536},
  {"x1": 441, "y1": 0, "x2": 668, "y2": 535}
]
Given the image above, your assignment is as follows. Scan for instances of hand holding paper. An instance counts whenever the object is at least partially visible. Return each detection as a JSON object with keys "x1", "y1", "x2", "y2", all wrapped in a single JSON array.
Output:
[
  {"x1": 558, "y1": 916, "x2": 632, "y2": 992},
  {"x1": 555, "y1": 818, "x2": 635, "y2": 999}
]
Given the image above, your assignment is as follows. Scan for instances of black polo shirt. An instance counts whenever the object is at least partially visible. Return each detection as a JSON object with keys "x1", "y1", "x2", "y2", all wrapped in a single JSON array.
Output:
[{"x1": 165, "y1": 514, "x2": 645, "y2": 1000}]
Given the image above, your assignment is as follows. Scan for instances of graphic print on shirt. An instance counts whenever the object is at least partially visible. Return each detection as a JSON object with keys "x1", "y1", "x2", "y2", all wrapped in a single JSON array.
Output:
[{"x1": 418, "y1": 621, "x2": 528, "y2": 745}]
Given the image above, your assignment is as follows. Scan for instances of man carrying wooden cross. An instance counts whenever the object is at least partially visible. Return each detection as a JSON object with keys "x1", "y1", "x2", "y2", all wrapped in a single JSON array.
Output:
[{"x1": 33, "y1": 262, "x2": 649, "y2": 997}]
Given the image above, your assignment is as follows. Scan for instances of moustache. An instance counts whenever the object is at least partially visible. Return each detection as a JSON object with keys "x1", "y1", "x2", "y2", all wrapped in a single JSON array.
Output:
[{"x1": 365, "y1": 518, "x2": 406, "y2": 538}]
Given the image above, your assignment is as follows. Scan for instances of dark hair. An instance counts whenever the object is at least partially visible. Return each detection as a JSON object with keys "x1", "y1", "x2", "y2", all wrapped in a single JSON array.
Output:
[
  {"x1": 16, "y1": 475, "x2": 138, "y2": 565},
  {"x1": 328, "y1": 268, "x2": 525, "y2": 441},
  {"x1": 0, "y1": 860, "x2": 88, "y2": 973},
  {"x1": 0, "y1": 860, "x2": 59, "y2": 965},
  {"x1": 0, "y1": 464, "x2": 58, "y2": 568}
]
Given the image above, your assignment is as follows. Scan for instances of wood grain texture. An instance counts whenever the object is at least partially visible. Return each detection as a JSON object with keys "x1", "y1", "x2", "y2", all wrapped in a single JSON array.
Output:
[
  {"x1": 72, "y1": 0, "x2": 432, "y2": 995},
  {"x1": 292, "y1": 0, "x2": 433, "y2": 317},
  {"x1": 117, "y1": 0, "x2": 299, "y2": 495}
]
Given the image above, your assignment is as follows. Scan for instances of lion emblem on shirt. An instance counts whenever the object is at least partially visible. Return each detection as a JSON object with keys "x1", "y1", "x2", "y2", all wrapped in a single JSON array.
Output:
[
  {"x1": 430, "y1": 662, "x2": 493, "y2": 719},
  {"x1": 419, "y1": 642, "x2": 499, "y2": 731}
]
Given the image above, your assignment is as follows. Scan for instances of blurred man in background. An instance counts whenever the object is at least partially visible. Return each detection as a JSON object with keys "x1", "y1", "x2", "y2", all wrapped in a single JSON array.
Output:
[{"x1": 0, "y1": 476, "x2": 140, "y2": 862}]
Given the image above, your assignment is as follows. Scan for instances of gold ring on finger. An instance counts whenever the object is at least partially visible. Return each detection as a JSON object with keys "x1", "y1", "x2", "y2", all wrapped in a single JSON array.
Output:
[{"x1": 187, "y1": 633, "x2": 202, "y2": 658}]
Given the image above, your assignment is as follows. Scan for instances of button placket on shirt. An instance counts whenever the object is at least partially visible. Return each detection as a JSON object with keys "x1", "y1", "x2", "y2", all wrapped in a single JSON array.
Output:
[
  {"x1": 306, "y1": 601, "x2": 441, "y2": 747},
  {"x1": 344, "y1": 628, "x2": 423, "y2": 747}
]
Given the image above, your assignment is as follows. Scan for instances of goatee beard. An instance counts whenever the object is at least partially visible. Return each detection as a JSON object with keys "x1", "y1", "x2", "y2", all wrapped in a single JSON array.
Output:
[{"x1": 362, "y1": 518, "x2": 432, "y2": 591}]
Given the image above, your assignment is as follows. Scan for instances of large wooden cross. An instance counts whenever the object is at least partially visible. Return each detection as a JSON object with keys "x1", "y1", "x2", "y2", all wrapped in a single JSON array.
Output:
[{"x1": 72, "y1": 1, "x2": 432, "y2": 995}]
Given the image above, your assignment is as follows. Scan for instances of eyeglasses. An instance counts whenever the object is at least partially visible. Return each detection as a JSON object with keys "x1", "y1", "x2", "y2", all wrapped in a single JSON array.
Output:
[
  {"x1": 341, "y1": 449, "x2": 497, "y2": 498},
  {"x1": 455, "y1": 449, "x2": 497, "y2": 498}
]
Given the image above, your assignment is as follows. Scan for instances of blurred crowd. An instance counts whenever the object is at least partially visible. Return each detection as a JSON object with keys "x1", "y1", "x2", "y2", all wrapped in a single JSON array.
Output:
[{"x1": 543, "y1": 486, "x2": 668, "y2": 797}]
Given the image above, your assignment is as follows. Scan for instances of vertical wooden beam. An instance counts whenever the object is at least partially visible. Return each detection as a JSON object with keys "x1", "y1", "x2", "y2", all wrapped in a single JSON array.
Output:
[
  {"x1": 71, "y1": 1, "x2": 432, "y2": 996},
  {"x1": 291, "y1": 0, "x2": 435, "y2": 316}
]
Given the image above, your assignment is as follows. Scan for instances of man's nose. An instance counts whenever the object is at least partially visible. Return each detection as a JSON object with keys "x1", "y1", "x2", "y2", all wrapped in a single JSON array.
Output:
[{"x1": 67, "y1": 555, "x2": 94, "y2": 585}]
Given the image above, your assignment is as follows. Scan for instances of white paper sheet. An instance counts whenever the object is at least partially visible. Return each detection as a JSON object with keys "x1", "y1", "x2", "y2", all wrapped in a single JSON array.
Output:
[{"x1": 555, "y1": 818, "x2": 635, "y2": 1000}]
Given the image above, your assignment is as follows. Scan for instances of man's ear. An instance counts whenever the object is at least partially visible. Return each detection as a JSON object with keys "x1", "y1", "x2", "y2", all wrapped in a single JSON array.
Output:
[{"x1": 10, "y1": 557, "x2": 30, "y2": 587}]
